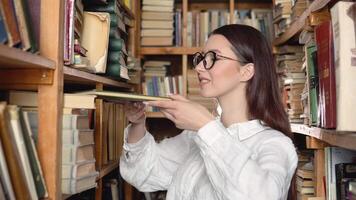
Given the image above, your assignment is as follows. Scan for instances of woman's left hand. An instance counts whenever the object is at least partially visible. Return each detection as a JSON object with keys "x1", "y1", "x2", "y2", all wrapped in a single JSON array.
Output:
[{"x1": 145, "y1": 94, "x2": 215, "y2": 131}]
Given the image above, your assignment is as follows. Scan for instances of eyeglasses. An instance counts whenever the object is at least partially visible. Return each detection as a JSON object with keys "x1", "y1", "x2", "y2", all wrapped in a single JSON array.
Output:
[{"x1": 192, "y1": 51, "x2": 243, "y2": 70}]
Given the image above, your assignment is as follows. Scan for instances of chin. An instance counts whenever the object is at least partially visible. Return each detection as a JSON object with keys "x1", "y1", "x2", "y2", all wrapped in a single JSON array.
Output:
[{"x1": 199, "y1": 88, "x2": 219, "y2": 98}]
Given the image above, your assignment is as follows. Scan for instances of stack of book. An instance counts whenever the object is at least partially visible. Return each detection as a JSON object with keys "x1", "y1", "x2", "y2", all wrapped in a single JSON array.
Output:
[
  {"x1": 64, "y1": 0, "x2": 90, "y2": 68},
  {"x1": 275, "y1": 45, "x2": 305, "y2": 123},
  {"x1": 141, "y1": 0, "x2": 175, "y2": 46},
  {"x1": 291, "y1": 0, "x2": 311, "y2": 22},
  {"x1": 273, "y1": 0, "x2": 293, "y2": 37},
  {"x1": 8, "y1": 91, "x2": 99, "y2": 195},
  {"x1": 126, "y1": 51, "x2": 142, "y2": 84},
  {"x1": 187, "y1": 69, "x2": 216, "y2": 113},
  {"x1": 0, "y1": 0, "x2": 39, "y2": 52},
  {"x1": 296, "y1": 161, "x2": 315, "y2": 200}
]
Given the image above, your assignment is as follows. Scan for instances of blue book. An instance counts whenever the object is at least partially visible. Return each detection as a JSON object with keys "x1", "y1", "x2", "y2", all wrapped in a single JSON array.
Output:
[{"x1": 0, "y1": 11, "x2": 8, "y2": 44}]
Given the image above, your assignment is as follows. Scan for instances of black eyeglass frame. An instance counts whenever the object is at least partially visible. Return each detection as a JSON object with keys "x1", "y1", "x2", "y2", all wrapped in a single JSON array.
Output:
[{"x1": 192, "y1": 51, "x2": 244, "y2": 70}]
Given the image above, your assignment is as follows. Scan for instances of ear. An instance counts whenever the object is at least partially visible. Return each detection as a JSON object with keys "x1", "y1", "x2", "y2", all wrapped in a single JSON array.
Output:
[{"x1": 240, "y1": 63, "x2": 255, "y2": 82}]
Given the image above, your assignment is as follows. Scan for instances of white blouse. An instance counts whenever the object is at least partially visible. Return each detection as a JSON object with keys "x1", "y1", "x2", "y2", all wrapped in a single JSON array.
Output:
[{"x1": 120, "y1": 119, "x2": 298, "y2": 200}]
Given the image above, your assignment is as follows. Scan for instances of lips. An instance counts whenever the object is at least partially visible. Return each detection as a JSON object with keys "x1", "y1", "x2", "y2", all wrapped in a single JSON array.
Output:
[{"x1": 198, "y1": 75, "x2": 210, "y2": 85}]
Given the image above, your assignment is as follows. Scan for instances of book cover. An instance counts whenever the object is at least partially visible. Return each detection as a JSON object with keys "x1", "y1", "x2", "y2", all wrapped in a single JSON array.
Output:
[
  {"x1": 331, "y1": 1, "x2": 356, "y2": 131},
  {"x1": 82, "y1": 90, "x2": 171, "y2": 101},
  {"x1": 315, "y1": 21, "x2": 336, "y2": 129},
  {"x1": 0, "y1": 9, "x2": 7, "y2": 44},
  {"x1": 0, "y1": 0, "x2": 21, "y2": 46}
]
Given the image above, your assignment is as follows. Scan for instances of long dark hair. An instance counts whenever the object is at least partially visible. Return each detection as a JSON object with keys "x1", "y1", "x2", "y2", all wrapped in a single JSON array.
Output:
[{"x1": 211, "y1": 24, "x2": 296, "y2": 200}]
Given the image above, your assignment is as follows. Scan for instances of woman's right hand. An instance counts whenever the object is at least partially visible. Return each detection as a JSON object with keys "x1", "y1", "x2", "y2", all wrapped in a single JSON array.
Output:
[{"x1": 124, "y1": 102, "x2": 146, "y2": 125}]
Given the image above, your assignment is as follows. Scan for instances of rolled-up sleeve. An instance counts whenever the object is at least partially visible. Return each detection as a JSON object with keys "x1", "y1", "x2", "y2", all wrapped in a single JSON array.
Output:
[
  {"x1": 120, "y1": 124, "x2": 192, "y2": 192},
  {"x1": 194, "y1": 120, "x2": 298, "y2": 200}
]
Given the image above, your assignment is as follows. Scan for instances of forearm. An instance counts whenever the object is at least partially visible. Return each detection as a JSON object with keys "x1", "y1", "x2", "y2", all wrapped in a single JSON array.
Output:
[{"x1": 127, "y1": 122, "x2": 146, "y2": 143}]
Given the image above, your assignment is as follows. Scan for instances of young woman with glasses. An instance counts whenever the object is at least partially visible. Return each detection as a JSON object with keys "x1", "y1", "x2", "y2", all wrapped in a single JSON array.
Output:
[{"x1": 120, "y1": 24, "x2": 297, "y2": 200}]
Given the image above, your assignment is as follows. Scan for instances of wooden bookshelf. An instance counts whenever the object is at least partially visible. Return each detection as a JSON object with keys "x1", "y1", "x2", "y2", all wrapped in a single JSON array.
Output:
[
  {"x1": 146, "y1": 112, "x2": 165, "y2": 118},
  {"x1": 272, "y1": 0, "x2": 331, "y2": 46},
  {"x1": 140, "y1": 47, "x2": 202, "y2": 55},
  {"x1": 63, "y1": 66, "x2": 133, "y2": 89},
  {"x1": 291, "y1": 124, "x2": 356, "y2": 151},
  {"x1": 0, "y1": 45, "x2": 55, "y2": 69},
  {"x1": 98, "y1": 161, "x2": 119, "y2": 179}
]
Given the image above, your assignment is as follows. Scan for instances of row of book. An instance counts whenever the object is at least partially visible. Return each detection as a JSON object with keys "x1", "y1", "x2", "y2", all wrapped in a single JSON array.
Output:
[
  {"x1": 8, "y1": 91, "x2": 100, "y2": 195},
  {"x1": 64, "y1": 0, "x2": 131, "y2": 80},
  {"x1": 140, "y1": 6, "x2": 274, "y2": 47},
  {"x1": 277, "y1": 2, "x2": 356, "y2": 132},
  {"x1": 0, "y1": 0, "x2": 39, "y2": 52},
  {"x1": 273, "y1": 0, "x2": 313, "y2": 37}
]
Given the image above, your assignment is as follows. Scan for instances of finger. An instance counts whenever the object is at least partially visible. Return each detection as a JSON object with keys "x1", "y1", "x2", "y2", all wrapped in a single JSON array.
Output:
[
  {"x1": 130, "y1": 108, "x2": 145, "y2": 121},
  {"x1": 145, "y1": 100, "x2": 176, "y2": 109},
  {"x1": 161, "y1": 110, "x2": 175, "y2": 122},
  {"x1": 168, "y1": 94, "x2": 189, "y2": 102}
]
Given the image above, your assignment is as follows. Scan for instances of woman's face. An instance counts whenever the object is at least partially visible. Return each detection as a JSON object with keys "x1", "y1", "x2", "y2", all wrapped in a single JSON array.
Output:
[{"x1": 195, "y1": 35, "x2": 244, "y2": 98}]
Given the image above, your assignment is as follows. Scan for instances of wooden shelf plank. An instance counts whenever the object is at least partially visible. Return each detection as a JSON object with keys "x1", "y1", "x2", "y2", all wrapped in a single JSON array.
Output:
[
  {"x1": 140, "y1": 47, "x2": 202, "y2": 55},
  {"x1": 63, "y1": 66, "x2": 133, "y2": 89},
  {"x1": 0, "y1": 45, "x2": 55, "y2": 69},
  {"x1": 291, "y1": 124, "x2": 356, "y2": 151},
  {"x1": 98, "y1": 161, "x2": 119, "y2": 179},
  {"x1": 146, "y1": 112, "x2": 165, "y2": 118},
  {"x1": 272, "y1": 0, "x2": 331, "y2": 46}
]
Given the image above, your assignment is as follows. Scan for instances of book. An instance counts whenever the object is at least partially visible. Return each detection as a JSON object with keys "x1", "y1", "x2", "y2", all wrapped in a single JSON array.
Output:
[
  {"x1": 141, "y1": 12, "x2": 174, "y2": 21},
  {"x1": 9, "y1": 91, "x2": 96, "y2": 109},
  {"x1": 331, "y1": 1, "x2": 356, "y2": 131},
  {"x1": 142, "y1": 5, "x2": 173, "y2": 12},
  {"x1": 21, "y1": 110, "x2": 48, "y2": 198},
  {"x1": 0, "y1": 0, "x2": 21, "y2": 46},
  {"x1": 81, "y1": 12, "x2": 110, "y2": 73},
  {"x1": 81, "y1": 90, "x2": 171, "y2": 101},
  {"x1": 62, "y1": 144, "x2": 95, "y2": 164},
  {"x1": 62, "y1": 129, "x2": 94, "y2": 146},
  {"x1": 306, "y1": 42, "x2": 319, "y2": 126},
  {"x1": 62, "y1": 159, "x2": 96, "y2": 179},
  {"x1": 141, "y1": 36, "x2": 173, "y2": 46},
  {"x1": 0, "y1": 102, "x2": 31, "y2": 200},
  {"x1": 6, "y1": 105, "x2": 38, "y2": 199},
  {"x1": 27, "y1": 112, "x2": 90, "y2": 130},
  {"x1": 62, "y1": 172, "x2": 98, "y2": 194},
  {"x1": 335, "y1": 163, "x2": 356, "y2": 200},
  {"x1": 0, "y1": 9, "x2": 7, "y2": 44},
  {"x1": 315, "y1": 21, "x2": 336, "y2": 129}
]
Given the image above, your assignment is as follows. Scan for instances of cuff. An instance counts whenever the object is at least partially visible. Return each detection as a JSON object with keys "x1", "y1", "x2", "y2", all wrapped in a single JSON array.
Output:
[{"x1": 123, "y1": 124, "x2": 151, "y2": 153}]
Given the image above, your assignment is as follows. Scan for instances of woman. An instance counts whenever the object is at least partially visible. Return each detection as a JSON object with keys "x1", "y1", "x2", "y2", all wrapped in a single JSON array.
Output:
[{"x1": 120, "y1": 24, "x2": 298, "y2": 200}]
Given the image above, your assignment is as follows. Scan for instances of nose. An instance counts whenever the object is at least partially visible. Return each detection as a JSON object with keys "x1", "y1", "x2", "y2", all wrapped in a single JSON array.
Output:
[{"x1": 194, "y1": 61, "x2": 206, "y2": 73}]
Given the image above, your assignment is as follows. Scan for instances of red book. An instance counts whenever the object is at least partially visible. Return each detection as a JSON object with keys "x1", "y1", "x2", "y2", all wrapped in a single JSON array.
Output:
[{"x1": 315, "y1": 21, "x2": 336, "y2": 129}]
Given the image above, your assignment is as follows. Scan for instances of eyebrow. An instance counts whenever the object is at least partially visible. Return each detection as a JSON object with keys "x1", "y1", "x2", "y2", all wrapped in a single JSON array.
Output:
[{"x1": 203, "y1": 49, "x2": 221, "y2": 54}]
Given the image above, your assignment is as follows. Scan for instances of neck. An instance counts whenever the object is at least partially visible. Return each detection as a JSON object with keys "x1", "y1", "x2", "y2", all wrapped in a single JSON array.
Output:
[{"x1": 218, "y1": 84, "x2": 249, "y2": 127}]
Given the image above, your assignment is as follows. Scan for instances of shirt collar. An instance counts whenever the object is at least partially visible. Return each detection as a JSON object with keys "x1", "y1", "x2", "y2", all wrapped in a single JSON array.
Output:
[{"x1": 226, "y1": 119, "x2": 266, "y2": 141}]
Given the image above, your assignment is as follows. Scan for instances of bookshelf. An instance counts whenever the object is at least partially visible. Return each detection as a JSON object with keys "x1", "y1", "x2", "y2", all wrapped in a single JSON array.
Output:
[
  {"x1": 273, "y1": 0, "x2": 356, "y2": 199},
  {"x1": 140, "y1": 47, "x2": 201, "y2": 55},
  {"x1": 272, "y1": 0, "x2": 331, "y2": 45},
  {"x1": 0, "y1": 0, "x2": 137, "y2": 199}
]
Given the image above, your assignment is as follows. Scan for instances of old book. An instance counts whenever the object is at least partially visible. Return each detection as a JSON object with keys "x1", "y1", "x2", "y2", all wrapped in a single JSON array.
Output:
[
  {"x1": 142, "y1": 0, "x2": 174, "y2": 7},
  {"x1": 141, "y1": 11, "x2": 174, "y2": 21},
  {"x1": 12, "y1": 0, "x2": 34, "y2": 51},
  {"x1": 62, "y1": 172, "x2": 98, "y2": 194},
  {"x1": 331, "y1": 1, "x2": 356, "y2": 131},
  {"x1": 306, "y1": 42, "x2": 319, "y2": 126},
  {"x1": 315, "y1": 21, "x2": 336, "y2": 129},
  {"x1": 64, "y1": 0, "x2": 75, "y2": 65},
  {"x1": 81, "y1": 12, "x2": 110, "y2": 73},
  {"x1": 62, "y1": 144, "x2": 95, "y2": 164},
  {"x1": 9, "y1": 91, "x2": 96, "y2": 109},
  {"x1": 0, "y1": 103, "x2": 30, "y2": 200},
  {"x1": 62, "y1": 159, "x2": 96, "y2": 179},
  {"x1": 0, "y1": 9, "x2": 8, "y2": 44},
  {"x1": 6, "y1": 105, "x2": 37, "y2": 199},
  {"x1": 0, "y1": 127, "x2": 15, "y2": 200},
  {"x1": 142, "y1": 5, "x2": 173, "y2": 12},
  {"x1": 82, "y1": 90, "x2": 170, "y2": 101},
  {"x1": 0, "y1": 0, "x2": 21, "y2": 46},
  {"x1": 63, "y1": 129, "x2": 94, "y2": 146},
  {"x1": 141, "y1": 20, "x2": 174, "y2": 29},
  {"x1": 141, "y1": 29, "x2": 174, "y2": 37},
  {"x1": 141, "y1": 36, "x2": 173, "y2": 46},
  {"x1": 21, "y1": 110, "x2": 48, "y2": 198}
]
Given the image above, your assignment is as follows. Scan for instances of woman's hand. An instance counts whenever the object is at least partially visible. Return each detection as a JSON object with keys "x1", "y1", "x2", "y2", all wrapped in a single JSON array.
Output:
[
  {"x1": 124, "y1": 102, "x2": 146, "y2": 125},
  {"x1": 145, "y1": 95, "x2": 215, "y2": 131}
]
